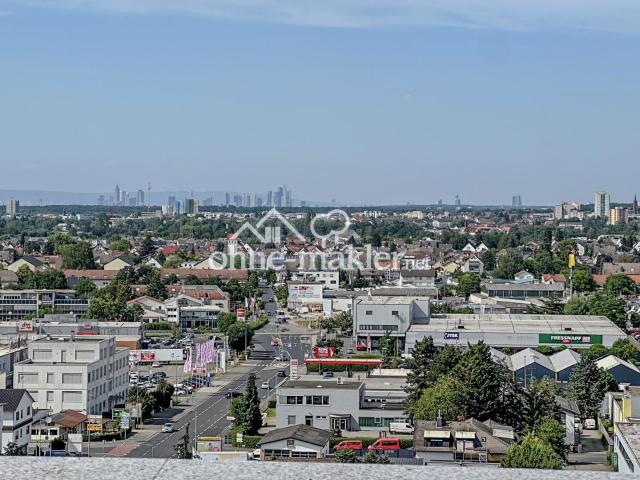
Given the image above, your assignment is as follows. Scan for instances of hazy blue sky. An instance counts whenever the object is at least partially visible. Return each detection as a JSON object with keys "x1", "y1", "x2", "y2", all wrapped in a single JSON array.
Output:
[{"x1": 1, "y1": 1, "x2": 639, "y2": 205}]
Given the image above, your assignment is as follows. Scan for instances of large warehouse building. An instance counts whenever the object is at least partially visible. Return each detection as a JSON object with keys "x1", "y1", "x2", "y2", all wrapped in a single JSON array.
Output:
[{"x1": 404, "y1": 314, "x2": 627, "y2": 352}]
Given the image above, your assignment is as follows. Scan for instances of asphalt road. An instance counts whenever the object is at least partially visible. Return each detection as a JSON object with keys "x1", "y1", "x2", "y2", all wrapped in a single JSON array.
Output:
[{"x1": 127, "y1": 352, "x2": 281, "y2": 457}]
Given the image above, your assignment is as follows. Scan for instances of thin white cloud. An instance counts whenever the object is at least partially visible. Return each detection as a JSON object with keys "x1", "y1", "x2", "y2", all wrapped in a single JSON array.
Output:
[{"x1": 4, "y1": 0, "x2": 640, "y2": 32}]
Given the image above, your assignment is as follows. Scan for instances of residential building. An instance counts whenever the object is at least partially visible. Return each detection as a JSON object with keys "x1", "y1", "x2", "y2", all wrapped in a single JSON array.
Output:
[
  {"x1": 7, "y1": 255, "x2": 44, "y2": 273},
  {"x1": 182, "y1": 197, "x2": 199, "y2": 215},
  {"x1": 14, "y1": 336, "x2": 129, "y2": 415},
  {"x1": 461, "y1": 256, "x2": 484, "y2": 275},
  {"x1": 0, "y1": 389, "x2": 34, "y2": 454},
  {"x1": 0, "y1": 290, "x2": 90, "y2": 321},
  {"x1": 0, "y1": 342, "x2": 29, "y2": 388},
  {"x1": 610, "y1": 206, "x2": 628, "y2": 225},
  {"x1": 28, "y1": 409, "x2": 87, "y2": 456},
  {"x1": 595, "y1": 191, "x2": 611, "y2": 219},
  {"x1": 399, "y1": 269, "x2": 436, "y2": 287},
  {"x1": 414, "y1": 417, "x2": 514, "y2": 463},
  {"x1": 257, "y1": 424, "x2": 331, "y2": 460},
  {"x1": 4, "y1": 198, "x2": 19, "y2": 217}
]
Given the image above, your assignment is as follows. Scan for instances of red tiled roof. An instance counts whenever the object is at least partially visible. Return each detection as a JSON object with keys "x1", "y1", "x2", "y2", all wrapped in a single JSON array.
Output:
[
  {"x1": 64, "y1": 269, "x2": 119, "y2": 280},
  {"x1": 160, "y1": 269, "x2": 248, "y2": 281}
]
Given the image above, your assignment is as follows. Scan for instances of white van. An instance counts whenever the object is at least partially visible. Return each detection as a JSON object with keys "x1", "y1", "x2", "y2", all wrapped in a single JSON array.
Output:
[{"x1": 389, "y1": 422, "x2": 414, "y2": 434}]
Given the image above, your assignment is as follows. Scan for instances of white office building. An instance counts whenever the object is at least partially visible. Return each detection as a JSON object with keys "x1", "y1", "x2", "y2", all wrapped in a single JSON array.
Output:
[{"x1": 14, "y1": 336, "x2": 129, "y2": 415}]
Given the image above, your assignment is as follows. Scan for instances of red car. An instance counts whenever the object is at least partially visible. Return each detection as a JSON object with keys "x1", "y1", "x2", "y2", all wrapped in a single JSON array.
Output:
[
  {"x1": 367, "y1": 438, "x2": 401, "y2": 452},
  {"x1": 335, "y1": 440, "x2": 364, "y2": 451},
  {"x1": 356, "y1": 342, "x2": 367, "y2": 351}
]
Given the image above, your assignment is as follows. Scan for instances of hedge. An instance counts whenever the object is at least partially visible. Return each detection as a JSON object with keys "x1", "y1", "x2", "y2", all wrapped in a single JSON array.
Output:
[
  {"x1": 145, "y1": 322, "x2": 170, "y2": 331},
  {"x1": 329, "y1": 437, "x2": 413, "y2": 450}
]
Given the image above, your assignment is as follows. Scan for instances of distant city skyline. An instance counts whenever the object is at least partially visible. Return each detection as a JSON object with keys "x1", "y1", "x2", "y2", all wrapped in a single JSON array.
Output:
[{"x1": 1, "y1": 2, "x2": 639, "y2": 204}]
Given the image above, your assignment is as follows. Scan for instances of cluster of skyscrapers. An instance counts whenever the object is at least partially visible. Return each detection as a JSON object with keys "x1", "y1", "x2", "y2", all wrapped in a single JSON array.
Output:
[
  {"x1": 224, "y1": 185, "x2": 295, "y2": 208},
  {"x1": 98, "y1": 185, "x2": 148, "y2": 207}
]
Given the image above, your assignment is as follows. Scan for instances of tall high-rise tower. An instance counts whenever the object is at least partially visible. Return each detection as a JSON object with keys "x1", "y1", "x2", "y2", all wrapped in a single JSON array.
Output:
[{"x1": 594, "y1": 191, "x2": 610, "y2": 219}]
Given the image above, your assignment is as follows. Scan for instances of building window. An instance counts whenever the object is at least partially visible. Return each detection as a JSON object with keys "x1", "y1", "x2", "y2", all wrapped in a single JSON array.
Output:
[
  {"x1": 287, "y1": 415, "x2": 296, "y2": 425},
  {"x1": 62, "y1": 373, "x2": 83, "y2": 384},
  {"x1": 46, "y1": 391, "x2": 54, "y2": 403},
  {"x1": 305, "y1": 395, "x2": 329, "y2": 406},
  {"x1": 391, "y1": 310, "x2": 399, "y2": 315},
  {"x1": 47, "y1": 373, "x2": 55, "y2": 384},
  {"x1": 365, "y1": 310, "x2": 373, "y2": 315}
]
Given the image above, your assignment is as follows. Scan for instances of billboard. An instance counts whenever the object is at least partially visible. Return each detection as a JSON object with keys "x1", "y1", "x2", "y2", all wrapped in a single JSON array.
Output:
[
  {"x1": 87, "y1": 415, "x2": 103, "y2": 432},
  {"x1": 313, "y1": 346, "x2": 336, "y2": 358},
  {"x1": 197, "y1": 436, "x2": 222, "y2": 453},
  {"x1": 129, "y1": 349, "x2": 185, "y2": 363},
  {"x1": 538, "y1": 333, "x2": 603, "y2": 345},
  {"x1": 290, "y1": 359, "x2": 299, "y2": 378},
  {"x1": 18, "y1": 321, "x2": 33, "y2": 332},
  {"x1": 289, "y1": 283, "x2": 323, "y2": 301}
]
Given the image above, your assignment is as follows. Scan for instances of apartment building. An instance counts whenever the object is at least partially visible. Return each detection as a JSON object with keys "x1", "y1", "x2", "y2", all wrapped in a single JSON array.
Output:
[
  {"x1": 14, "y1": 336, "x2": 129, "y2": 415},
  {"x1": 0, "y1": 290, "x2": 89, "y2": 321},
  {"x1": 595, "y1": 191, "x2": 610, "y2": 219}
]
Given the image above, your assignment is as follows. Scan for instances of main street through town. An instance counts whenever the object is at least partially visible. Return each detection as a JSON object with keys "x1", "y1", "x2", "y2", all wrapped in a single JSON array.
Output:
[{"x1": 117, "y1": 285, "x2": 316, "y2": 459}]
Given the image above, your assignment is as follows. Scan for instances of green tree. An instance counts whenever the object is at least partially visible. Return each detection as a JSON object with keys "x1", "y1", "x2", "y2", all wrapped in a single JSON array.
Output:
[
  {"x1": 480, "y1": 250, "x2": 496, "y2": 272},
  {"x1": 572, "y1": 270, "x2": 596, "y2": 293},
  {"x1": 414, "y1": 375, "x2": 464, "y2": 421},
  {"x1": 140, "y1": 236, "x2": 156, "y2": 257},
  {"x1": 456, "y1": 273, "x2": 481, "y2": 298},
  {"x1": 145, "y1": 271, "x2": 168, "y2": 300},
  {"x1": 404, "y1": 336, "x2": 437, "y2": 417},
  {"x1": 361, "y1": 452, "x2": 390, "y2": 464},
  {"x1": 493, "y1": 249, "x2": 524, "y2": 279},
  {"x1": 536, "y1": 417, "x2": 567, "y2": 461},
  {"x1": 564, "y1": 293, "x2": 628, "y2": 329},
  {"x1": 566, "y1": 357, "x2": 615, "y2": 420},
  {"x1": 501, "y1": 433, "x2": 562, "y2": 469},
  {"x1": 610, "y1": 339, "x2": 639, "y2": 363},
  {"x1": 74, "y1": 278, "x2": 98, "y2": 298},
  {"x1": 110, "y1": 239, "x2": 131, "y2": 253},
  {"x1": 127, "y1": 386, "x2": 156, "y2": 417},
  {"x1": 275, "y1": 284, "x2": 288, "y2": 307},
  {"x1": 227, "y1": 322, "x2": 251, "y2": 352},
  {"x1": 335, "y1": 449, "x2": 360, "y2": 463},
  {"x1": 604, "y1": 274, "x2": 638, "y2": 296},
  {"x1": 522, "y1": 378, "x2": 559, "y2": 431},
  {"x1": 58, "y1": 241, "x2": 95, "y2": 269},
  {"x1": 175, "y1": 422, "x2": 193, "y2": 459},
  {"x1": 154, "y1": 379, "x2": 175, "y2": 409},
  {"x1": 379, "y1": 330, "x2": 395, "y2": 368},
  {"x1": 243, "y1": 373, "x2": 263, "y2": 435},
  {"x1": 452, "y1": 342, "x2": 504, "y2": 421}
]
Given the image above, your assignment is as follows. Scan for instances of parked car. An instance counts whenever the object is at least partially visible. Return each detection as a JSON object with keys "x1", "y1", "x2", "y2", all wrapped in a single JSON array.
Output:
[
  {"x1": 389, "y1": 422, "x2": 414, "y2": 434},
  {"x1": 367, "y1": 438, "x2": 401, "y2": 452},
  {"x1": 225, "y1": 390, "x2": 243, "y2": 399},
  {"x1": 151, "y1": 362, "x2": 161, "y2": 368},
  {"x1": 173, "y1": 388, "x2": 187, "y2": 396},
  {"x1": 277, "y1": 370, "x2": 287, "y2": 377},
  {"x1": 250, "y1": 448, "x2": 261, "y2": 460},
  {"x1": 161, "y1": 423, "x2": 175, "y2": 433},
  {"x1": 397, "y1": 363, "x2": 410, "y2": 369},
  {"x1": 322, "y1": 371, "x2": 334, "y2": 378},
  {"x1": 335, "y1": 440, "x2": 363, "y2": 451},
  {"x1": 585, "y1": 418, "x2": 597, "y2": 429},
  {"x1": 260, "y1": 382, "x2": 270, "y2": 389}
]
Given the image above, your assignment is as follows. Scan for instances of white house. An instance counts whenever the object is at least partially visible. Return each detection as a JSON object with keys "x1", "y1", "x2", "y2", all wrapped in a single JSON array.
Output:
[{"x1": 0, "y1": 389, "x2": 34, "y2": 454}]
